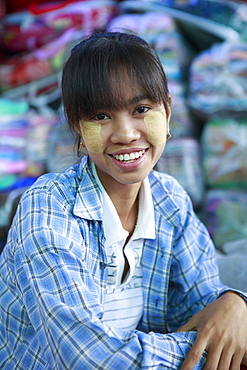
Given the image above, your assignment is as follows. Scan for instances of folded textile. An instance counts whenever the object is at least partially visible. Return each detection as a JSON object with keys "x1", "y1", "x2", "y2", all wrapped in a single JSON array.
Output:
[
  {"x1": 0, "y1": 99, "x2": 29, "y2": 176},
  {"x1": 0, "y1": 98, "x2": 58, "y2": 187},
  {"x1": 1, "y1": 0, "x2": 117, "y2": 53},
  {"x1": 216, "y1": 249, "x2": 247, "y2": 291},
  {"x1": 201, "y1": 118, "x2": 247, "y2": 187},
  {"x1": 0, "y1": 28, "x2": 78, "y2": 90},
  {"x1": 188, "y1": 41, "x2": 247, "y2": 117},
  {"x1": 46, "y1": 117, "x2": 78, "y2": 173},
  {"x1": 108, "y1": 12, "x2": 191, "y2": 80},
  {"x1": 204, "y1": 189, "x2": 247, "y2": 249}
]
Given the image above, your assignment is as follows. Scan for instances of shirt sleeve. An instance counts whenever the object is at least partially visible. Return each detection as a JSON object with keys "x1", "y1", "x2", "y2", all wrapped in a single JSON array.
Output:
[
  {"x1": 8, "y1": 184, "x2": 208, "y2": 370},
  {"x1": 166, "y1": 185, "x2": 246, "y2": 332}
]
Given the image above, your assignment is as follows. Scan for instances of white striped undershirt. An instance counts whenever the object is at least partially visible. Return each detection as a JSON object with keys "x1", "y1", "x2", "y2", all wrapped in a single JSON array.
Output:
[{"x1": 92, "y1": 163, "x2": 156, "y2": 330}]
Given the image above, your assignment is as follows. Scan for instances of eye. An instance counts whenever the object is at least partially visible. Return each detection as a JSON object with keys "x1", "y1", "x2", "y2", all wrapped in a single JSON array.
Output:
[
  {"x1": 134, "y1": 106, "x2": 150, "y2": 115},
  {"x1": 92, "y1": 113, "x2": 110, "y2": 121}
]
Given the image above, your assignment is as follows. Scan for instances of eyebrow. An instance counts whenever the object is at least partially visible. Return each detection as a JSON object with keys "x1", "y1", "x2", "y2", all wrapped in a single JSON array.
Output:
[{"x1": 126, "y1": 95, "x2": 151, "y2": 106}]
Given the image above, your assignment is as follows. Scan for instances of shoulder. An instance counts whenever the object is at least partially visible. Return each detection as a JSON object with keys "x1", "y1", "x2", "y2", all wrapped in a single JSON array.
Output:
[
  {"x1": 149, "y1": 170, "x2": 190, "y2": 207},
  {"x1": 21, "y1": 157, "x2": 90, "y2": 207},
  {"x1": 148, "y1": 170, "x2": 194, "y2": 227}
]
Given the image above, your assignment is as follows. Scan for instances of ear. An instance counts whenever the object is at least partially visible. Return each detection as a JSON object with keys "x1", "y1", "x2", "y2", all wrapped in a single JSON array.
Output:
[
  {"x1": 75, "y1": 124, "x2": 82, "y2": 136},
  {"x1": 166, "y1": 94, "x2": 172, "y2": 130},
  {"x1": 73, "y1": 123, "x2": 82, "y2": 151}
]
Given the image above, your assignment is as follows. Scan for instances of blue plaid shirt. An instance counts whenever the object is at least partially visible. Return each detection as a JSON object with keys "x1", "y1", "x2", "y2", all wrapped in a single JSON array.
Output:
[{"x1": 0, "y1": 157, "x2": 237, "y2": 369}]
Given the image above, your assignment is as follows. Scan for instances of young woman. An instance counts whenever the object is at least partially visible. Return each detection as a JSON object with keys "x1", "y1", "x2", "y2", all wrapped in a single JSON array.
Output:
[{"x1": 0, "y1": 32, "x2": 247, "y2": 370}]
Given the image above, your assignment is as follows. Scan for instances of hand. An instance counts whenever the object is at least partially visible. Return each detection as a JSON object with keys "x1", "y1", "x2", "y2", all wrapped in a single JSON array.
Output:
[{"x1": 176, "y1": 292, "x2": 247, "y2": 369}]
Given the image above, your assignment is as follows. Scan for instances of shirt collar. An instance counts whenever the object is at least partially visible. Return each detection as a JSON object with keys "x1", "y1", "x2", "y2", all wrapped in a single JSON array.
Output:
[{"x1": 92, "y1": 162, "x2": 156, "y2": 248}]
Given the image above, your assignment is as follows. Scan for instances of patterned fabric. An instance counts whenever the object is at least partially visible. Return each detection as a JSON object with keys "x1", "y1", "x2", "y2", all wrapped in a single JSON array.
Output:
[{"x1": 0, "y1": 156, "x2": 243, "y2": 369}]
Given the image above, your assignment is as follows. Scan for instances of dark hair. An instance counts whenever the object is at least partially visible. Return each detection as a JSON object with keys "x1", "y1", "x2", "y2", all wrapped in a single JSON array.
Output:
[{"x1": 62, "y1": 32, "x2": 170, "y2": 135}]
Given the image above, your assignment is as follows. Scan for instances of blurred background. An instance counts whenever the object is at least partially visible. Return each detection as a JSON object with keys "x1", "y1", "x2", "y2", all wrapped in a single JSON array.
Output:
[{"x1": 0, "y1": 0, "x2": 247, "y2": 289}]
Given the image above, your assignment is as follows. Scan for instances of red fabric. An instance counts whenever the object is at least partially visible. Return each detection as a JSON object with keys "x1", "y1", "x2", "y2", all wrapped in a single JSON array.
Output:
[
  {"x1": 6, "y1": 0, "x2": 53, "y2": 13},
  {"x1": 28, "y1": 0, "x2": 83, "y2": 15},
  {"x1": 241, "y1": 365, "x2": 247, "y2": 370}
]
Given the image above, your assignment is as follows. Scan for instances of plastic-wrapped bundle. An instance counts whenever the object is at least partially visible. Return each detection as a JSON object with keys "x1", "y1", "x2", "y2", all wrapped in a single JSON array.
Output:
[
  {"x1": 26, "y1": 111, "x2": 58, "y2": 176},
  {"x1": 0, "y1": 0, "x2": 117, "y2": 53},
  {"x1": 230, "y1": 2, "x2": 247, "y2": 41},
  {"x1": 188, "y1": 41, "x2": 247, "y2": 117},
  {"x1": 168, "y1": 80, "x2": 194, "y2": 138},
  {"x1": 160, "y1": 0, "x2": 247, "y2": 38},
  {"x1": 46, "y1": 117, "x2": 78, "y2": 173},
  {"x1": 0, "y1": 28, "x2": 78, "y2": 91},
  {"x1": 201, "y1": 118, "x2": 247, "y2": 187},
  {"x1": 0, "y1": 98, "x2": 58, "y2": 190},
  {"x1": 108, "y1": 12, "x2": 191, "y2": 81},
  {"x1": 155, "y1": 137, "x2": 204, "y2": 207},
  {"x1": 204, "y1": 189, "x2": 247, "y2": 250},
  {"x1": 0, "y1": 99, "x2": 29, "y2": 177},
  {"x1": 0, "y1": 0, "x2": 117, "y2": 91},
  {"x1": 216, "y1": 247, "x2": 247, "y2": 292}
]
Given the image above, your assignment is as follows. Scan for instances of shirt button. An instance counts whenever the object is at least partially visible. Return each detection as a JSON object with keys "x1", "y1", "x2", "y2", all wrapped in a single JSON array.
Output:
[{"x1": 100, "y1": 262, "x2": 107, "y2": 270}]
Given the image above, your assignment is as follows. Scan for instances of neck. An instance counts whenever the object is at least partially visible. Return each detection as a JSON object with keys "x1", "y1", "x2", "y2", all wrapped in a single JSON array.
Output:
[
  {"x1": 109, "y1": 184, "x2": 140, "y2": 234},
  {"x1": 93, "y1": 165, "x2": 142, "y2": 233}
]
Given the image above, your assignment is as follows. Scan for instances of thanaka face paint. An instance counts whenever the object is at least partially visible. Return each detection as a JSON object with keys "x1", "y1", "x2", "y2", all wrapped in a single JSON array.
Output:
[
  {"x1": 80, "y1": 121, "x2": 103, "y2": 154},
  {"x1": 80, "y1": 108, "x2": 168, "y2": 154},
  {"x1": 144, "y1": 110, "x2": 168, "y2": 145}
]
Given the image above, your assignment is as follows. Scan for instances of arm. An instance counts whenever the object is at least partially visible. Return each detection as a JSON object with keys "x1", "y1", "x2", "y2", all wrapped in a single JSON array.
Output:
[
  {"x1": 11, "y1": 184, "x2": 207, "y2": 370},
  {"x1": 177, "y1": 291, "x2": 247, "y2": 369},
  {"x1": 166, "y1": 186, "x2": 247, "y2": 369}
]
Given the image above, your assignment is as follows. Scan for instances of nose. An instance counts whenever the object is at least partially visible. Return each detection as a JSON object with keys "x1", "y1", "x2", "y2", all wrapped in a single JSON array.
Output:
[{"x1": 110, "y1": 116, "x2": 141, "y2": 144}]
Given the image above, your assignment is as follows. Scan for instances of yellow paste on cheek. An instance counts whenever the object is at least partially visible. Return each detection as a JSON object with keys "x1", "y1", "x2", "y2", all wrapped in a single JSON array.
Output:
[
  {"x1": 81, "y1": 121, "x2": 103, "y2": 154},
  {"x1": 144, "y1": 110, "x2": 167, "y2": 145}
]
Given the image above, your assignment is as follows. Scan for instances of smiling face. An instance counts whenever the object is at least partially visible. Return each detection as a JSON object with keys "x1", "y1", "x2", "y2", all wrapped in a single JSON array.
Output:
[
  {"x1": 78, "y1": 91, "x2": 171, "y2": 193},
  {"x1": 62, "y1": 32, "x2": 172, "y2": 193}
]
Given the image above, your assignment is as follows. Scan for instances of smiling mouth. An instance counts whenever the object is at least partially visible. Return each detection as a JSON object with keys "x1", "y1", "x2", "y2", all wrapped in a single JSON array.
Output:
[{"x1": 112, "y1": 150, "x2": 146, "y2": 163}]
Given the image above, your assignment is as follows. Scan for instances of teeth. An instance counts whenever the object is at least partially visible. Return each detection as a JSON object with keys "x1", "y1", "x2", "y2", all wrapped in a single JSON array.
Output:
[{"x1": 114, "y1": 150, "x2": 145, "y2": 162}]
